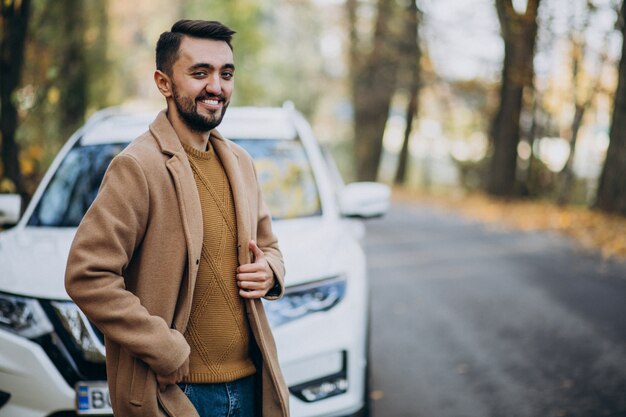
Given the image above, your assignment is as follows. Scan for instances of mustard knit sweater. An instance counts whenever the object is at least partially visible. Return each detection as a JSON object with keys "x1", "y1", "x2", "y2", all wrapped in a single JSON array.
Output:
[{"x1": 181, "y1": 142, "x2": 256, "y2": 383}]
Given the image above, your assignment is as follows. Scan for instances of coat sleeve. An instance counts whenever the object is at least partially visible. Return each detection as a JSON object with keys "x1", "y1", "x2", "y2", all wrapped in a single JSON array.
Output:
[
  {"x1": 65, "y1": 153, "x2": 189, "y2": 376},
  {"x1": 252, "y1": 163, "x2": 285, "y2": 301}
]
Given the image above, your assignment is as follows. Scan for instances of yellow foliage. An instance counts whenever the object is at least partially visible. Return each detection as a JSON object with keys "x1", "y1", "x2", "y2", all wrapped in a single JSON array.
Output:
[
  {"x1": 26, "y1": 144, "x2": 44, "y2": 160},
  {"x1": 20, "y1": 158, "x2": 35, "y2": 176},
  {"x1": 47, "y1": 87, "x2": 60, "y2": 104},
  {"x1": 0, "y1": 178, "x2": 17, "y2": 193},
  {"x1": 4, "y1": 0, "x2": 21, "y2": 9}
]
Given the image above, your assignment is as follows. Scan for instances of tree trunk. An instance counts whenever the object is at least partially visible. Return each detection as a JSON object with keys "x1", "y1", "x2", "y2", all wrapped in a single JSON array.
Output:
[
  {"x1": 596, "y1": 1, "x2": 626, "y2": 213},
  {"x1": 395, "y1": 90, "x2": 417, "y2": 185},
  {"x1": 346, "y1": 0, "x2": 359, "y2": 79},
  {"x1": 487, "y1": 0, "x2": 541, "y2": 197},
  {"x1": 557, "y1": 1, "x2": 609, "y2": 206},
  {"x1": 349, "y1": 0, "x2": 400, "y2": 181},
  {"x1": 0, "y1": 0, "x2": 32, "y2": 197},
  {"x1": 557, "y1": 104, "x2": 584, "y2": 205},
  {"x1": 84, "y1": 0, "x2": 110, "y2": 112},
  {"x1": 394, "y1": 1, "x2": 421, "y2": 186},
  {"x1": 517, "y1": 91, "x2": 540, "y2": 196},
  {"x1": 58, "y1": 0, "x2": 87, "y2": 139}
]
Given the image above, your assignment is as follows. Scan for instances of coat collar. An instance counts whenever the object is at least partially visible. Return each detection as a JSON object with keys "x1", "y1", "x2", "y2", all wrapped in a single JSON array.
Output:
[
  {"x1": 149, "y1": 110, "x2": 183, "y2": 156},
  {"x1": 149, "y1": 110, "x2": 233, "y2": 157}
]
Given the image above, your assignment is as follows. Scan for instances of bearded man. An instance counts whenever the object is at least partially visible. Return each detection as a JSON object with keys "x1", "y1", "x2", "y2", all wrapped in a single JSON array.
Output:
[{"x1": 65, "y1": 19, "x2": 289, "y2": 417}]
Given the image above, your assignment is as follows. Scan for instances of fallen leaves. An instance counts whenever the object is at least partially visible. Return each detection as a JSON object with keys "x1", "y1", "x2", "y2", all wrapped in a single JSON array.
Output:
[{"x1": 370, "y1": 390, "x2": 385, "y2": 401}]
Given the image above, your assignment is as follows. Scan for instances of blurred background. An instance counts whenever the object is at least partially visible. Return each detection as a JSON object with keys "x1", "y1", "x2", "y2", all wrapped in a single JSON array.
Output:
[
  {"x1": 4, "y1": 2, "x2": 626, "y2": 417},
  {"x1": 3, "y1": 0, "x2": 626, "y2": 218}
]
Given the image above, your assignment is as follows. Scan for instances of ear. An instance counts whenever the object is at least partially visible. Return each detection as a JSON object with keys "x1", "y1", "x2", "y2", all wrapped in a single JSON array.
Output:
[{"x1": 154, "y1": 70, "x2": 173, "y2": 98}]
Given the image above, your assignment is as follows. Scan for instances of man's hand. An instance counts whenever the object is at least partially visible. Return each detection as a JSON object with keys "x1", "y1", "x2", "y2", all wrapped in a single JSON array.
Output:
[
  {"x1": 237, "y1": 240, "x2": 275, "y2": 299},
  {"x1": 156, "y1": 356, "x2": 189, "y2": 392}
]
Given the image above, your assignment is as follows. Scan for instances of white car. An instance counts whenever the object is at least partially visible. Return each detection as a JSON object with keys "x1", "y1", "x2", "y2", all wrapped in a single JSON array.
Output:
[{"x1": 0, "y1": 104, "x2": 389, "y2": 417}]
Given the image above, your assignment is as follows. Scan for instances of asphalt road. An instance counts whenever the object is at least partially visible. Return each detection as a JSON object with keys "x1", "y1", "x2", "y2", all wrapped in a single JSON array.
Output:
[{"x1": 364, "y1": 202, "x2": 626, "y2": 417}]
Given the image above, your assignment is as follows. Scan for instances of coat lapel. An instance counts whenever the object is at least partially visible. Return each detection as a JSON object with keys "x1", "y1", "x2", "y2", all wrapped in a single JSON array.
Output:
[
  {"x1": 210, "y1": 131, "x2": 252, "y2": 266},
  {"x1": 145, "y1": 114, "x2": 288, "y2": 417},
  {"x1": 149, "y1": 111, "x2": 203, "y2": 332},
  {"x1": 210, "y1": 132, "x2": 287, "y2": 414}
]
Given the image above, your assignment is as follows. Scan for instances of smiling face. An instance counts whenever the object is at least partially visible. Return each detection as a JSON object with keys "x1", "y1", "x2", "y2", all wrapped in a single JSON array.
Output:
[{"x1": 158, "y1": 36, "x2": 235, "y2": 133}]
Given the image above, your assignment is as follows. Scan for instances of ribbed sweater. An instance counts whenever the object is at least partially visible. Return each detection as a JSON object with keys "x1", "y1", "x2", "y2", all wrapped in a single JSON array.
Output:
[{"x1": 181, "y1": 141, "x2": 256, "y2": 383}]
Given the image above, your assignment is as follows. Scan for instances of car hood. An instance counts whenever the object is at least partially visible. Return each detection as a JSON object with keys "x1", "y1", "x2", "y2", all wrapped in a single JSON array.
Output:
[
  {"x1": 272, "y1": 216, "x2": 362, "y2": 287},
  {"x1": 0, "y1": 217, "x2": 361, "y2": 299},
  {"x1": 0, "y1": 227, "x2": 77, "y2": 299}
]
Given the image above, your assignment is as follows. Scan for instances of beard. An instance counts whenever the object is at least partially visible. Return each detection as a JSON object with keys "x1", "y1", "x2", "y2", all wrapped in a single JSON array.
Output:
[{"x1": 172, "y1": 84, "x2": 229, "y2": 133}]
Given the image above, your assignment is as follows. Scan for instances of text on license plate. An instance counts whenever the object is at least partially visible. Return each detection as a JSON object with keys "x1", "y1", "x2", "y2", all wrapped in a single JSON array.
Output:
[{"x1": 76, "y1": 382, "x2": 113, "y2": 415}]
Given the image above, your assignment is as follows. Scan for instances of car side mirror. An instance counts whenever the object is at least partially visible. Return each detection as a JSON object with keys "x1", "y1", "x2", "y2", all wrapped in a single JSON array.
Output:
[
  {"x1": 0, "y1": 194, "x2": 22, "y2": 226},
  {"x1": 339, "y1": 182, "x2": 390, "y2": 218}
]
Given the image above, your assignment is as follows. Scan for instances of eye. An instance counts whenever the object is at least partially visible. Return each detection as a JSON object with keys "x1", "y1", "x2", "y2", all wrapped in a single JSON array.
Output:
[
  {"x1": 222, "y1": 71, "x2": 234, "y2": 80},
  {"x1": 192, "y1": 71, "x2": 207, "y2": 78}
]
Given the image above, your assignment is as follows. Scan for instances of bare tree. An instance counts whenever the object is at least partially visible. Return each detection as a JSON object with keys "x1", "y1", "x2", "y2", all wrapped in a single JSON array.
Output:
[
  {"x1": 394, "y1": 1, "x2": 422, "y2": 186},
  {"x1": 556, "y1": 2, "x2": 613, "y2": 205},
  {"x1": 596, "y1": 1, "x2": 626, "y2": 214},
  {"x1": 487, "y1": 0, "x2": 541, "y2": 197},
  {"x1": 347, "y1": 0, "x2": 401, "y2": 181},
  {"x1": 58, "y1": 0, "x2": 88, "y2": 139},
  {"x1": 0, "y1": 0, "x2": 31, "y2": 197}
]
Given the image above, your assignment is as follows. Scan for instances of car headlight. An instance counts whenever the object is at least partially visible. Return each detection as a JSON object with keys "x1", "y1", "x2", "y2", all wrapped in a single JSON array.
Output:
[
  {"x1": 51, "y1": 301, "x2": 106, "y2": 363},
  {"x1": 264, "y1": 276, "x2": 346, "y2": 327},
  {"x1": 0, "y1": 292, "x2": 53, "y2": 339}
]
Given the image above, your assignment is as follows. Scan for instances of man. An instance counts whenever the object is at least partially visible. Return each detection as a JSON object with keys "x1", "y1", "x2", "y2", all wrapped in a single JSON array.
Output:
[{"x1": 65, "y1": 20, "x2": 289, "y2": 417}]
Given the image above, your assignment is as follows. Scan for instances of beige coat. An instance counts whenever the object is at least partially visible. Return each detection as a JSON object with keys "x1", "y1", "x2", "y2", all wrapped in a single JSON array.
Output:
[{"x1": 65, "y1": 111, "x2": 289, "y2": 417}]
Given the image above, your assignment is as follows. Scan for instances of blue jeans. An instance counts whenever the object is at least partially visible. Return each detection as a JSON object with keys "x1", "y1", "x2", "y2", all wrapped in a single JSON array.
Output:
[{"x1": 178, "y1": 375, "x2": 257, "y2": 417}]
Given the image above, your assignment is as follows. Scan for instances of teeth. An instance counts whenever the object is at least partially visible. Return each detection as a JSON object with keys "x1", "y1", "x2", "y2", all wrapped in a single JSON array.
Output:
[{"x1": 202, "y1": 99, "x2": 219, "y2": 105}]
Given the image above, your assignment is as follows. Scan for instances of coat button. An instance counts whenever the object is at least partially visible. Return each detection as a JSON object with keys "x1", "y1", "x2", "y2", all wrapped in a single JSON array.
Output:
[{"x1": 196, "y1": 259, "x2": 200, "y2": 265}]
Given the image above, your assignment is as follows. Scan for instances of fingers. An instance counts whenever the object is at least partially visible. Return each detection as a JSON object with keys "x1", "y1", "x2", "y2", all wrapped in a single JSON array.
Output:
[
  {"x1": 158, "y1": 381, "x2": 167, "y2": 392},
  {"x1": 237, "y1": 263, "x2": 265, "y2": 273},
  {"x1": 237, "y1": 271, "x2": 267, "y2": 282},
  {"x1": 156, "y1": 358, "x2": 189, "y2": 392},
  {"x1": 156, "y1": 374, "x2": 175, "y2": 392},
  {"x1": 237, "y1": 271, "x2": 272, "y2": 299},
  {"x1": 248, "y1": 240, "x2": 264, "y2": 262},
  {"x1": 239, "y1": 288, "x2": 269, "y2": 299},
  {"x1": 238, "y1": 241, "x2": 272, "y2": 299},
  {"x1": 237, "y1": 277, "x2": 271, "y2": 291}
]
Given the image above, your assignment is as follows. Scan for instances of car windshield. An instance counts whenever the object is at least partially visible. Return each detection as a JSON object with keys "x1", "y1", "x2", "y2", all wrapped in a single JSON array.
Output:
[
  {"x1": 27, "y1": 137, "x2": 321, "y2": 227},
  {"x1": 28, "y1": 144, "x2": 126, "y2": 227},
  {"x1": 234, "y1": 139, "x2": 321, "y2": 220}
]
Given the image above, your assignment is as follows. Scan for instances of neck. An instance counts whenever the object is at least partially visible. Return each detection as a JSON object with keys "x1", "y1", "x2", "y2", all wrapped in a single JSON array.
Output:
[{"x1": 166, "y1": 107, "x2": 211, "y2": 152}]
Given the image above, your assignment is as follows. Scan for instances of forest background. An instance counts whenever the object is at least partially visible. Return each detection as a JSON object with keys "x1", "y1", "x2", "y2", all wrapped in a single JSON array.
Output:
[{"x1": 3, "y1": 0, "x2": 626, "y2": 226}]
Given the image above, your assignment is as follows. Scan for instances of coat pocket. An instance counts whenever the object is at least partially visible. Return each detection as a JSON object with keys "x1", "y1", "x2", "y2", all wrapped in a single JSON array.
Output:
[{"x1": 129, "y1": 358, "x2": 149, "y2": 406}]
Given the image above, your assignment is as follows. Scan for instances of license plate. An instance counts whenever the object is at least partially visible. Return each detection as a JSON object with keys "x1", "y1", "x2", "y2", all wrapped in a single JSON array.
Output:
[{"x1": 76, "y1": 381, "x2": 113, "y2": 415}]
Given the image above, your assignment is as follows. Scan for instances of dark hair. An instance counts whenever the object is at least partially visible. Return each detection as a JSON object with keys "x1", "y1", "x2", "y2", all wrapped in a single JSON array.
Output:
[{"x1": 156, "y1": 19, "x2": 236, "y2": 75}]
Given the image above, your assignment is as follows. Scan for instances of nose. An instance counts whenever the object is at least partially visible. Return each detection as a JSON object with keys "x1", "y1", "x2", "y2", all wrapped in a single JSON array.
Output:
[{"x1": 205, "y1": 74, "x2": 222, "y2": 95}]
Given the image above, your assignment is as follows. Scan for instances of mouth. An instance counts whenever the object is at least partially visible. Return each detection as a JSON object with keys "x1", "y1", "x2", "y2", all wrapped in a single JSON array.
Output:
[{"x1": 198, "y1": 97, "x2": 223, "y2": 111}]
